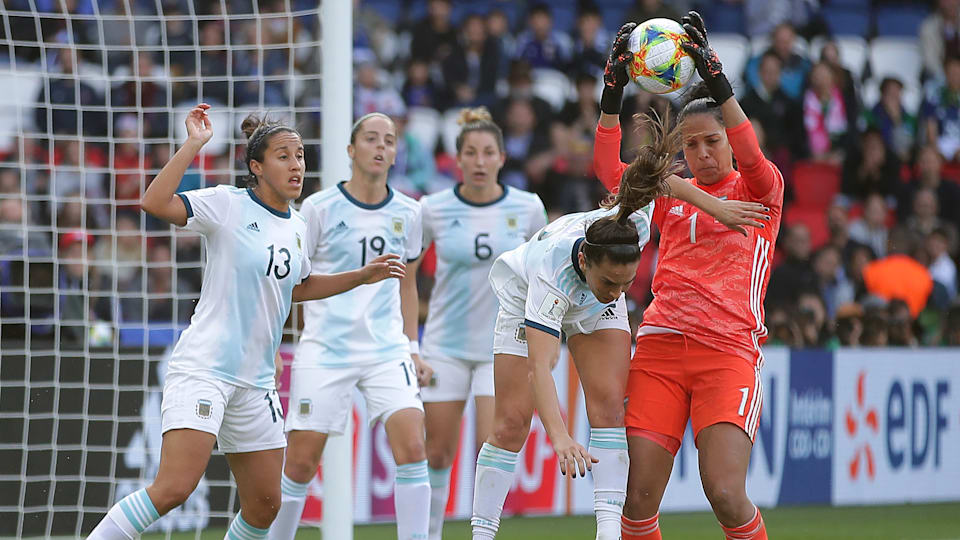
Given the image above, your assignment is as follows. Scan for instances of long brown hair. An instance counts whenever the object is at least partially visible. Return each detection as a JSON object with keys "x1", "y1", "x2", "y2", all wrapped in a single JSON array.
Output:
[
  {"x1": 584, "y1": 110, "x2": 681, "y2": 265},
  {"x1": 455, "y1": 107, "x2": 504, "y2": 154}
]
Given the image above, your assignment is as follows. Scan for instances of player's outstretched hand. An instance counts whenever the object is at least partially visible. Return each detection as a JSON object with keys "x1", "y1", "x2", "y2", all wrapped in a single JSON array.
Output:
[
  {"x1": 680, "y1": 11, "x2": 733, "y2": 104},
  {"x1": 715, "y1": 200, "x2": 770, "y2": 236},
  {"x1": 360, "y1": 253, "x2": 405, "y2": 284},
  {"x1": 604, "y1": 22, "x2": 636, "y2": 91},
  {"x1": 185, "y1": 103, "x2": 213, "y2": 146},
  {"x1": 553, "y1": 434, "x2": 598, "y2": 478}
]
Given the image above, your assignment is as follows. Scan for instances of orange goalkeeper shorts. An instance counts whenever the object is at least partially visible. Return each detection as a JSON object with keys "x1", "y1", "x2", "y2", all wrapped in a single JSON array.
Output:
[{"x1": 625, "y1": 333, "x2": 764, "y2": 447}]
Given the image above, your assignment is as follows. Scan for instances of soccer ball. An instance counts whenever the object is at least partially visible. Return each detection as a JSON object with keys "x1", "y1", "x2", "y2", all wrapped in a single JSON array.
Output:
[{"x1": 627, "y1": 18, "x2": 696, "y2": 94}]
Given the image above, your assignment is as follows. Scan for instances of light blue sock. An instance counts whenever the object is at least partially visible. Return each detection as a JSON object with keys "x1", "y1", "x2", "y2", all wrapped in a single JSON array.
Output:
[
  {"x1": 428, "y1": 466, "x2": 452, "y2": 540},
  {"x1": 225, "y1": 512, "x2": 269, "y2": 540},
  {"x1": 395, "y1": 460, "x2": 430, "y2": 540},
  {"x1": 89, "y1": 488, "x2": 160, "y2": 539}
]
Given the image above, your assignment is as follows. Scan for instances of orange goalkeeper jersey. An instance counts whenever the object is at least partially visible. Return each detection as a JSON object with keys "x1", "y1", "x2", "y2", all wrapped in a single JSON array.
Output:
[{"x1": 593, "y1": 120, "x2": 785, "y2": 364}]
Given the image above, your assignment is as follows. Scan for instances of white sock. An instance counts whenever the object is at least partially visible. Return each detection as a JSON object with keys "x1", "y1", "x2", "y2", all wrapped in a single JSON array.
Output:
[
  {"x1": 471, "y1": 443, "x2": 518, "y2": 540},
  {"x1": 395, "y1": 460, "x2": 430, "y2": 540},
  {"x1": 225, "y1": 512, "x2": 269, "y2": 540},
  {"x1": 589, "y1": 428, "x2": 628, "y2": 540},
  {"x1": 88, "y1": 488, "x2": 160, "y2": 539},
  {"x1": 428, "y1": 466, "x2": 451, "y2": 540},
  {"x1": 267, "y1": 473, "x2": 308, "y2": 540}
]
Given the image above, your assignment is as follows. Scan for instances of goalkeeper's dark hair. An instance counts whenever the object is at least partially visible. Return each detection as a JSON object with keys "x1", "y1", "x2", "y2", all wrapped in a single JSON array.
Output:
[
  {"x1": 584, "y1": 110, "x2": 681, "y2": 266},
  {"x1": 241, "y1": 113, "x2": 300, "y2": 186},
  {"x1": 455, "y1": 106, "x2": 504, "y2": 155},
  {"x1": 678, "y1": 81, "x2": 724, "y2": 127}
]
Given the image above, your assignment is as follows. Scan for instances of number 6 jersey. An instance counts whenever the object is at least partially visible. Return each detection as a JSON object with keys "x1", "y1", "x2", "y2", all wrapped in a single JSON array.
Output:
[
  {"x1": 169, "y1": 185, "x2": 311, "y2": 389},
  {"x1": 296, "y1": 182, "x2": 422, "y2": 367},
  {"x1": 420, "y1": 185, "x2": 546, "y2": 362}
]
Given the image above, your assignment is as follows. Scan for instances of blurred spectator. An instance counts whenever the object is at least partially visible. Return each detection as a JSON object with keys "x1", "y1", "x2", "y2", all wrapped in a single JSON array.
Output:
[
  {"x1": 493, "y1": 60, "x2": 553, "y2": 133},
  {"x1": 499, "y1": 98, "x2": 551, "y2": 190},
  {"x1": 835, "y1": 303, "x2": 864, "y2": 346},
  {"x1": 900, "y1": 188, "x2": 959, "y2": 250},
  {"x1": 863, "y1": 228, "x2": 934, "y2": 318},
  {"x1": 161, "y1": 3, "x2": 197, "y2": 78},
  {"x1": 486, "y1": 9, "x2": 516, "y2": 78},
  {"x1": 112, "y1": 115, "x2": 147, "y2": 208},
  {"x1": 744, "y1": 0, "x2": 824, "y2": 38},
  {"x1": 34, "y1": 47, "x2": 107, "y2": 136},
  {"x1": 92, "y1": 212, "x2": 144, "y2": 289},
  {"x1": 560, "y1": 72, "x2": 602, "y2": 142},
  {"x1": 0, "y1": 198, "x2": 50, "y2": 255},
  {"x1": 513, "y1": 4, "x2": 573, "y2": 71},
  {"x1": 827, "y1": 202, "x2": 874, "y2": 264},
  {"x1": 945, "y1": 305, "x2": 960, "y2": 345},
  {"x1": 442, "y1": 14, "x2": 501, "y2": 109},
  {"x1": 47, "y1": 139, "x2": 108, "y2": 229},
  {"x1": 403, "y1": 58, "x2": 442, "y2": 109},
  {"x1": 766, "y1": 305, "x2": 801, "y2": 346},
  {"x1": 926, "y1": 227, "x2": 958, "y2": 300},
  {"x1": 354, "y1": 55, "x2": 405, "y2": 119},
  {"x1": 887, "y1": 298, "x2": 918, "y2": 346},
  {"x1": 354, "y1": 0, "x2": 397, "y2": 65},
  {"x1": 860, "y1": 304, "x2": 890, "y2": 346},
  {"x1": 803, "y1": 62, "x2": 852, "y2": 164},
  {"x1": 864, "y1": 77, "x2": 918, "y2": 162},
  {"x1": 849, "y1": 193, "x2": 890, "y2": 258},
  {"x1": 841, "y1": 129, "x2": 901, "y2": 201},
  {"x1": 387, "y1": 112, "x2": 440, "y2": 197},
  {"x1": 57, "y1": 230, "x2": 110, "y2": 343},
  {"x1": 740, "y1": 51, "x2": 806, "y2": 163},
  {"x1": 921, "y1": 55, "x2": 960, "y2": 162},
  {"x1": 796, "y1": 290, "x2": 830, "y2": 347},
  {"x1": 906, "y1": 145, "x2": 960, "y2": 228},
  {"x1": 569, "y1": 6, "x2": 610, "y2": 79},
  {"x1": 533, "y1": 123, "x2": 598, "y2": 213},
  {"x1": 197, "y1": 21, "x2": 230, "y2": 105},
  {"x1": 847, "y1": 243, "x2": 876, "y2": 300},
  {"x1": 112, "y1": 51, "x2": 170, "y2": 138},
  {"x1": 812, "y1": 244, "x2": 855, "y2": 320},
  {"x1": 97, "y1": 0, "x2": 161, "y2": 71},
  {"x1": 409, "y1": 0, "x2": 457, "y2": 65},
  {"x1": 744, "y1": 23, "x2": 812, "y2": 100},
  {"x1": 819, "y1": 41, "x2": 859, "y2": 130},
  {"x1": 920, "y1": 0, "x2": 960, "y2": 82},
  {"x1": 625, "y1": 0, "x2": 682, "y2": 24},
  {"x1": 768, "y1": 223, "x2": 817, "y2": 306}
]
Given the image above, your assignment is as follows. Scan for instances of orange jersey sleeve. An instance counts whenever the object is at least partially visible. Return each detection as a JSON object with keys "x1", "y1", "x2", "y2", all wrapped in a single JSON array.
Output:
[{"x1": 593, "y1": 123, "x2": 629, "y2": 194}]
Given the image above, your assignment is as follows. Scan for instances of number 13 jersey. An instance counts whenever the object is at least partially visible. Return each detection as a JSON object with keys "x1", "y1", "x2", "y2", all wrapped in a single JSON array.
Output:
[
  {"x1": 420, "y1": 185, "x2": 546, "y2": 362},
  {"x1": 297, "y1": 182, "x2": 422, "y2": 367},
  {"x1": 170, "y1": 185, "x2": 311, "y2": 389}
]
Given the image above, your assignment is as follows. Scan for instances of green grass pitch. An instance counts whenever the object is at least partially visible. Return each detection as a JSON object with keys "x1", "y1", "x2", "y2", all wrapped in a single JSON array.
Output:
[{"x1": 145, "y1": 502, "x2": 960, "y2": 539}]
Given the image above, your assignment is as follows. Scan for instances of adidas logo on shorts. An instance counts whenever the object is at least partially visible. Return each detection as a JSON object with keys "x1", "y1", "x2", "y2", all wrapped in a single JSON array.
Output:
[
  {"x1": 600, "y1": 305, "x2": 617, "y2": 320},
  {"x1": 246, "y1": 222, "x2": 260, "y2": 232}
]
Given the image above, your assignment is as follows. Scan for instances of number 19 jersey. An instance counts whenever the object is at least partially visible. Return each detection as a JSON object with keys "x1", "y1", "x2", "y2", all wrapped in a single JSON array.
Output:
[
  {"x1": 297, "y1": 182, "x2": 422, "y2": 367},
  {"x1": 420, "y1": 185, "x2": 546, "y2": 362}
]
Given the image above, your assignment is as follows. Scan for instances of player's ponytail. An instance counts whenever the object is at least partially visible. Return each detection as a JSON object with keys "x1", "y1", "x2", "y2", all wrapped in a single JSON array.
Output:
[
  {"x1": 455, "y1": 106, "x2": 504, "y2": 154},
  {"x1": 678, "y1": 81, "x2": 723, "y2": 126},
  {"x1": 241, "y1": 113, "x2": 299, "y2": 187},
  {"x1": 584, "y1": 111, "x2": 681, "y2": 266}
]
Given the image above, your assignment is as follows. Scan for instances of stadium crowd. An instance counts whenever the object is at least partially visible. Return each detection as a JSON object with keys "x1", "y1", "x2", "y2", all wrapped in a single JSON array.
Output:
[{"x1": 1, "y1": 0, "x2": 960, "y2": 348}]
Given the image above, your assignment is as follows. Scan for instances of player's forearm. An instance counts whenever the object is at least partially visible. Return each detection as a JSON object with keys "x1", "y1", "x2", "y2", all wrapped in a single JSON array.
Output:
[
  {"x1": 599, "y1": 111, "x2": 620, "y2": 129},
  {"x1": 665, "y1": 175, "x2": 722, "y2": 216},
  {"x1": 528, "y1": 352, "x2": 567, "y2": 440},
  {"x1": 291, "y1": 270, "x2": 364, "y2": 302},
  {"x1": 593, "y1": 120, "x2": 629, "y2": 193},
  {"x1": 399, "y1": 273, "x2": 420, "y2": 342},
  {"x1": 720, "y1": 96, "x2": 748, "y2": 130},
  {"x1": 142, "y1": 140, "x2": 202, "y2": 218}
]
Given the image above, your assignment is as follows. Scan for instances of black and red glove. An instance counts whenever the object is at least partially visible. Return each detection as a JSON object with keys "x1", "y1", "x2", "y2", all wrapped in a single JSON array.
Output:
[
  {"x1": 680, "y1": 11, "x2": 734, "y2": 104},
  {"x1": 600, "y1": 22, "x2": 636, "y2": 115}
]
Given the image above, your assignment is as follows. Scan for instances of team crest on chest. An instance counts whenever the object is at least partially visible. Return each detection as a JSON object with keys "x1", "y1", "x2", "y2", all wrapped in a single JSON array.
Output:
[
  {"x1": 392, "y1": 217, "x2": 404, "y2": 235},
  {"x1": 506, "y1": 215, "x2": 518, "y2": 229},
  {"x1": 295, "y1": 233, "x2": 302, "y2": 250}
]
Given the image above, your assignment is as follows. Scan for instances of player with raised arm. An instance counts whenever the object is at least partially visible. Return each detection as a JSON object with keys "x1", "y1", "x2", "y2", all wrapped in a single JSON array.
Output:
[
  {"x1": 268, "y1": 112, "x2": 431, "y2": 540},
  {"x1": 86, "y1": 105, "x2": 404, "y2": 540},
  {"x1": 418, "y1": 108, "x2": 547, "y2": 540},
  {"x1": 470, "y1": 111, "x2": 768, "y2": 540},
  {"x1": 596, "y1": 14, "x2": 784, "y2": 540}
]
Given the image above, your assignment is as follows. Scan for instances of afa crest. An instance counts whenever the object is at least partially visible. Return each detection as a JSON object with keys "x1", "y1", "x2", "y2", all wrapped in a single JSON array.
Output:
[
  {"x1": 507, "y1": 216, "x2": 518, "y2": 229},
  {"x1": 392, "y1": 217, "x2": 404, "y2": 235},
  {"x1": 295, "y1": 233, "x2": 302, "y2": 250}
]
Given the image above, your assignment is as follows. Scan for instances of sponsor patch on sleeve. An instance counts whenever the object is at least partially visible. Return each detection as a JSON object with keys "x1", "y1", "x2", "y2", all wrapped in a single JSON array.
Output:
[{"x1": 537, "y1": 292, "x2": 569, "y2": 323}]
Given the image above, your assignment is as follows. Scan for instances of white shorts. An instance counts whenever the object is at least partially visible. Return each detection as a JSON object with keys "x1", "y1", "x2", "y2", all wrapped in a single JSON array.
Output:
[
  {"x1": 285, "y1": 359, "x2": 424, "y2": 436},
  {"x1": 160, "y1": 371, "x2": 286, "y2": 454},
  {"x1": 492, "y1": 293, "x2": 630, "y2": 357},
  {"x1": 420, "y1": 354, "x2": 494, "y2": 402}
]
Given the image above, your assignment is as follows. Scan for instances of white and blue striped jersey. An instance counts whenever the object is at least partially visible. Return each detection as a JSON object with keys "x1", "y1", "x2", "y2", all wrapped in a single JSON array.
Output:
[
  {"x1": 420, "y1": 185, "x2": 546, "y2": 362},
  {"x1": 168, "y1": 185, "x2": 311, "y2": 389},
  {"x1": 489, "y1": 203, "x2": 654, "y2": 337},
  {"x1": 297, "y1": 182, "x2": 422, "y2": 367}
]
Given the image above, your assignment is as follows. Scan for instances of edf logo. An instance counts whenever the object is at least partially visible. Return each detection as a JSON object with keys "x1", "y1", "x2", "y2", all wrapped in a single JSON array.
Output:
[{"x1": 885, "y1": 378, "x2": 949, "y2": 470}]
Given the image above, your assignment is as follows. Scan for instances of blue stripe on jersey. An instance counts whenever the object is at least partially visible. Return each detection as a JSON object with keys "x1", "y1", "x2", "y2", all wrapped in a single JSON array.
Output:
[
  {"x1": 524, "y1": 319, "x2": 561, "y2": 338},
  {"x1": 453, "y1": 183, "x2": 509, "y2": 207},
  {"x1": 177, "y1": 192, "x2": 194, "y2": 218},
  {"x1": 337, "y1": 181, "x2": 394, "y2": 209},
  {"x1": 246, "y1": 188, "x2": 291, "y2": 218}
]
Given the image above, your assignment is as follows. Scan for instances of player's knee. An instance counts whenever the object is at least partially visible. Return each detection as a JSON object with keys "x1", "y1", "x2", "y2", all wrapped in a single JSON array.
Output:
[
  {"x1": 426, "y1": 447, "x2": 454, "y2": 469},
  {"x1": 491, "y1": 414, "x2": 530, "y2": 450},
  {"x1": 624, "y1": 483, "x2": 662, "y2": 516},
  {"x1": 393, "y1": 436, "x2": 427, "y2": 464},
  {"x1": 284, "y1": 456, "x2": 320, "y2": 484},
  {"x1": 702, "y1": 482, "x2": 747, "y2": 521},
  {"x1": 241, "y1": 495, "x2": 282, "y2": 529},
  {"x1": 585, "y1": 395, "x2": 625, "y2": 428},
  {"x1": 149, "y1": 481, "x2": 196, "y2": 513}
]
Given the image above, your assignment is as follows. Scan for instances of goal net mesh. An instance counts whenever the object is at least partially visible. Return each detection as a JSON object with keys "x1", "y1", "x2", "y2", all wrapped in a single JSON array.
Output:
[{"x1": 0, "y1": 2, "x2": 321, "y2": 536}]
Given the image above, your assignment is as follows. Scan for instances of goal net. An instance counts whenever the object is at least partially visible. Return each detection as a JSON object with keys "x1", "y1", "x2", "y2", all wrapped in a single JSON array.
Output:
[{"x1": 0, "y1": 2, "x2": 321, "y2": 536}]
